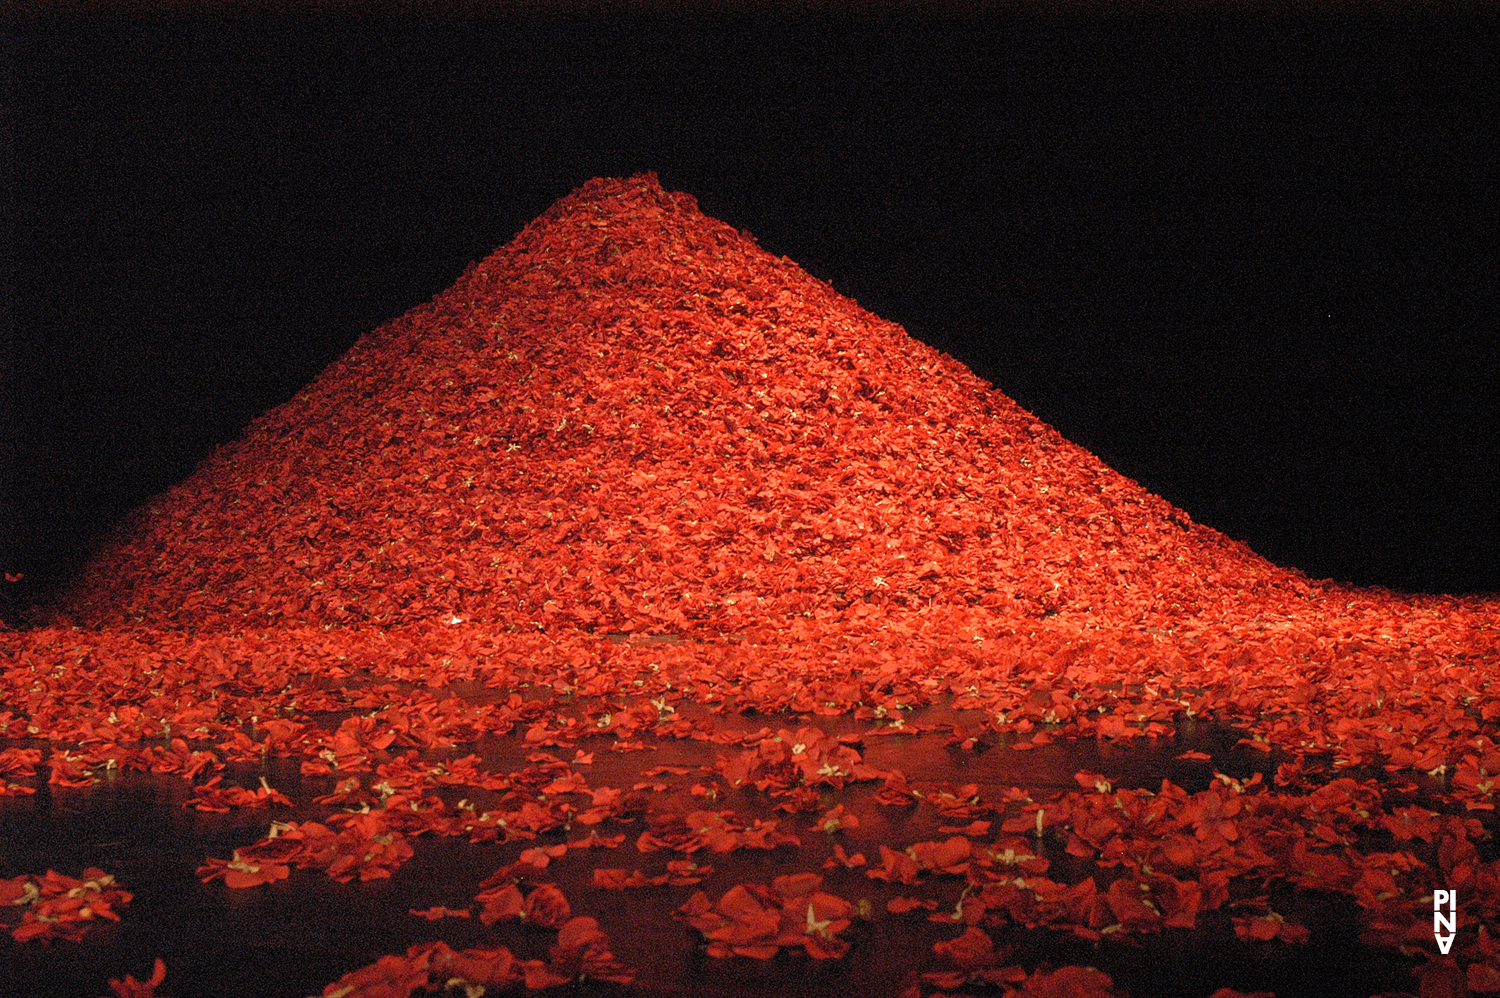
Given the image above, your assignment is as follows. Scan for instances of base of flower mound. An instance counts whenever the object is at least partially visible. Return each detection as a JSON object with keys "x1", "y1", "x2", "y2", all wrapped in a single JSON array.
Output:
[{"x1": 2, "y1": 633, "x2": 1494, "y2": 998}]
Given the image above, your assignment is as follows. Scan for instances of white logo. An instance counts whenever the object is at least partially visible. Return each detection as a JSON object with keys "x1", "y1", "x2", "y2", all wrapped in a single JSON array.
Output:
[{"x1": 1434, "y1": 890, "x2": 1457, "y2": 955}]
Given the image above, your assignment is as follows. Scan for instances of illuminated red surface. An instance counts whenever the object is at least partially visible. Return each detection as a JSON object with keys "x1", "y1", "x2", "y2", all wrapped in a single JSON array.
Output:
[{"x1": 2, "y1": 174, "x2": 1497, "y2": 997}]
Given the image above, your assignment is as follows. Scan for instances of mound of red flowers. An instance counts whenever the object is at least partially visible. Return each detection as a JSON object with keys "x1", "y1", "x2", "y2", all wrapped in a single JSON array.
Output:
[
  {"x1": 20, "y1": 170, "x2": 1496, "y2": 795},
  {"x1": 29, "y1": 172, "x2": 1498, "y2": 773},
  {"x1": 4, "y1": 174, "x2": 1499, "y2": 997},
  {"x1": 42, "y1": 173, "x2": 1423, "y2": 636}
]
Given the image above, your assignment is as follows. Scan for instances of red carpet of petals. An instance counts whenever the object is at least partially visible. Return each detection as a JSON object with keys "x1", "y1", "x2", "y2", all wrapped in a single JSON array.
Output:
[{"x1": 2, "y1": 173, "x2": 1498, "y2": 997}]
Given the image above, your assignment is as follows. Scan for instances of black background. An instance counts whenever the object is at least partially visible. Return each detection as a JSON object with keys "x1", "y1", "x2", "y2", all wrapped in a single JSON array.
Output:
[{"x1": 5, "y1": 4, "x2": 1498, "y2": 626}]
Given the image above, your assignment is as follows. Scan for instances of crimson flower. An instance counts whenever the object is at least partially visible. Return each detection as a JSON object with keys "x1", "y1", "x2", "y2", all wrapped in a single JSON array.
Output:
[
  {"x1": 198, "y1": 851, "x2": 291, "y2": 889},
  {"x1": 521, "y1": 883, "x2": 572, "y2": 928},
  {"x1": 105, "y1": 958, "x2": 167, "y2": 998},
  {"x1": 1233, "y1": 911, "x2": 1310, "y2": 944}
]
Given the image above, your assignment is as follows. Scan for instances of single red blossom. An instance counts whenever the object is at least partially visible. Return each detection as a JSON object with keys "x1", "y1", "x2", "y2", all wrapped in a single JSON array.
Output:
[
  {"x1": 521, "y1": 883, "x2": 572, "y2": 928},
  {"x1": 667, "y1": 860, "x2": 713, "y2": 884},
  {"x1": 519, "y1": 959, "x2": 573, "y2": 990},
  {"x1": 254, "y1": 718, "x2": 305, "y2": 754},
  {"x1": 1462, "y1": 925, "x2": 1500, "y2": 968},
  {"x1": 644, "y1": 765, "x2": 691, "y2": 777},
  {"x1": 215, "y1": 730, "x2": 266, "y2": 763},
  {"x1": 185, "y1": 775, "x2": 292, "y2": 812},
  {"x1": 1233, "y1": 911, "x2": 1310, "y2": 944},
  {"x1": 1094, "y1": 714, "x2": 1140, "y2": 740},
  {"x1": 817, "y1": 803, "x2": 859, "y2": 833},
  {"x1": 1413, "y1": 955, "x2": 1467, "y2": 998},
  {"x1": 1182, "y1": 783, "x2": 1242, "y2": 843},
  {"x1": 769, "y1": 876, "x2": 856, "y2": 959},
  {"x1": 1468, "y1": 962, "x2": 1500, "y2": 994},
  {"x1": 13, "y1": 913, "x2": 87, "y2": 944},
  {"x1": 1463, "y1": 924, "x2": 1500, "y2": 992},
  {"x1": 1000, "y1": 804, "x2": 1050, "y2": 837},
  {"x1": 567, "y1": 830, "x2": 625, "y2": 850},
  {"x1": 1154, "y1": 831, "x2": 1201, "y2": 870},
  {"x1": 1287, "y1": 838, "x2": 1361, "y2": 893},
  {"x1": 322, "y1": 819, "x2": 414, "y2": 883},
  {"x1": 978, "y1": 837, "x2": 1051, "y2": 876},
  {"x1": 1080, "y1": 768, "x2": 1116, "y2": 792},
  {"x1": 795, "y1": 899, "x2": 853, "y2": 960},
  {"x1": 148, "y1": 738, "x2": 223, "y2": 779},
  {"x1": 1146, "y1": 873, "x2": 1203, "y2": 930},
  {"x1": 889, "y1": 896, "x2": 939, "y2": 914},
  {"x1": 675, "y1": 875, "x2": 857, "y2": 961},
  {"x1": 518, "y1": 844, "x2": 568, "y2": 869},
  {"x1": 1382, "y1": 806, "x2": 1442, "y2": 842},
  {"x1": 875, "y1": 770, "x2": 919, "y2": 807},
  {"x1": 908, "y1": 836, "x2": 972, "y2": 875},
  {"x1": 932, "y1": 926, "x2": 1012, "y2": 973},
  {"x1": 773, "y1": 786, "x2": 823, "y2": 813},
  {"x1": 920, "y1": 970, "x2": 974, "y2": 990},
  {"x1": 105, "y1": 958, "x2": 167, "y2": 998},
  {"x1": 0, "y1": 877, "x2": 36, "y2": 907},
  {"x1": 316, "y1": 950, "x2": 431, "y2": 998},
  {"x1": 867, "y1": 844, "x2": 921, "y2": 885},
  {"x1": 408, "y1": 906, "x2": 471, "y2": 920},
  {"x1": 5, "y1": 868, "x2": 134, "y2": 943},
  {"x1": 197, "y1": 850, "x2": 291, "y2": 889},
  {"x1": 770, "y1": 872, "x2": 825, "y2": 899},
  {"x1": 591, "y1": 868, "x2": 640, "y2": 890},
  {"x1": 1105, "y1": 876, "x2": 1163, "y2": 933},
  {"x1": 476, "y1": 883, "x2": 524, "y2": 925},
  {"x1": 426, "y1": 943, "x2": 521, "y2": 990},
  {"x1": 939, "y1": 819, "x2": 992, "y2": 837},
  {"x1": 823, "y1": 843, "x2": 866, "y2": 869},
  {"x1": 1274, "y1": 760, "x2": 1309, "y2": 788},
  {"x1": 680, "y1": 884, "x2": 782, "y2": 957},
  {"x1": 923, "y1": 782, "x2": 983, "y2": 819},
  {"x1": 548, "y1": 916, "x2": 636, "y2": 985},
  {"x1": 1014, "y1": 965, "x2": 1122, "y2": 998}
]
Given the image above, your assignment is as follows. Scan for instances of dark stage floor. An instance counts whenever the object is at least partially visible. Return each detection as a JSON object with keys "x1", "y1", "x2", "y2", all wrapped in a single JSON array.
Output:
[{"x1": 0, "y1": 681, "x2": 1481, "y2": 998}]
